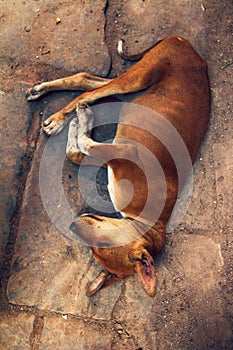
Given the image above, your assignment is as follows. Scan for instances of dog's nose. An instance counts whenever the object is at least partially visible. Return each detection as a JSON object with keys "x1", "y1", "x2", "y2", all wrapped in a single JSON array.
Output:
[{"x1": 69, "y1": 221, "x2": 77, "y2": 233}]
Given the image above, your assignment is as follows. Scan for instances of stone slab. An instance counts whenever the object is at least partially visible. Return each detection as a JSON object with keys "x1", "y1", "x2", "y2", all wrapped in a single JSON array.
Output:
[
  {"x1": 0, "y1": 85, "x2": 30, "y2": 269},
  {"x1": 7, "y1": 106, "x2": 122, "y2": 320},
  {"x1": 0, "y1": 0, "x2": 111, "y2": 75},
  {"x1": 0, "y1": 312, "x2": 35, "y2": 350},
  {"x1": 39, "y1": 316, "x2": 112, "y2": 350},
  {"x1": 213, "y1": 142, "x2": 233, "y2": 227},
  {"x1": 121, "y1": 0, "x2": 207, "y2": 51}
]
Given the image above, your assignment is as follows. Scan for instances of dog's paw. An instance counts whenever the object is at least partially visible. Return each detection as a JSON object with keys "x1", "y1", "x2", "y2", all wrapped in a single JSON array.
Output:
[
  {"x1": 77, "y1": 101, "x2": 89, "y2": 111},
  {"x1": 42, "y1": 113, "x2": 67, "y2": 135},
  {"x1": 26, "y1": 83, "x2": 45, "y2": 101}
]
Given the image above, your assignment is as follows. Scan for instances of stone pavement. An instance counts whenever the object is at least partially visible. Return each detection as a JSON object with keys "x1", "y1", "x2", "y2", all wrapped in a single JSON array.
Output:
[{"x1": 0, "y1": 1, "x2": 232, "y2": 349}]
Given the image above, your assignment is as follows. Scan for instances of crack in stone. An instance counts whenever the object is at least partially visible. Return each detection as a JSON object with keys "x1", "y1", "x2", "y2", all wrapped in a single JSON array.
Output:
[
  {"x1": 29, "y1": 316, "x2": 44, "y2": 350},
  {"x1": 110, "y1": 279, "x2": 126, "y2": 320}
]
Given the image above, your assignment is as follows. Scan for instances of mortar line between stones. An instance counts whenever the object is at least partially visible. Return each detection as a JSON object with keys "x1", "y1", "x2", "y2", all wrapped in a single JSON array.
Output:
[
  {"x1": 103, "y1": 0, "x2": 112, "y2": 76},
  {"x1": 110, "y1": 279, "x2": 126, "y2": 321},
  {"x1": 29, "y1": 315, "x2": 45, "y2": 350}
]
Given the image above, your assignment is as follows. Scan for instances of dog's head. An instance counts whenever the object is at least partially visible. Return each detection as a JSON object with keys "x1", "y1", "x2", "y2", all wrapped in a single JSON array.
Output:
[{"x1": 70, "y1": 214, "x2": 165, "y2": 297}]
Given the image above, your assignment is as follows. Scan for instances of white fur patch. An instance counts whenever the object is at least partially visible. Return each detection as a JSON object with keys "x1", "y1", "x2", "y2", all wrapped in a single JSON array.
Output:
[
  {"x1": 66, "y1": 118, "x2": 78, "y2": 154},
  {"x1": 107, "y1": 166, "x2": 128, "y2": 217}
]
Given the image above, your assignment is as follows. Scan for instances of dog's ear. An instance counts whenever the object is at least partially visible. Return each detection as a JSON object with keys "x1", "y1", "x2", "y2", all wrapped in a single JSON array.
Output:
[{"x1": 130, "y1": 249, "x2": 157, "y2": 297}]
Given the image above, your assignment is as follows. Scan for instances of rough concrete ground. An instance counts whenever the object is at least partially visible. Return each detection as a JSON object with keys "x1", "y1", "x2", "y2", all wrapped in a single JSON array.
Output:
[{"x1": 0, "y1": 0, "x2": 232, "y2": 349}]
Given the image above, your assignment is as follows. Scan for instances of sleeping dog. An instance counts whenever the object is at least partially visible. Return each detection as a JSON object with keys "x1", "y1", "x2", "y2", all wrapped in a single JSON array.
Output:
[{"x1": 26, "y1": 36, "x2": 210, "y2": 297}]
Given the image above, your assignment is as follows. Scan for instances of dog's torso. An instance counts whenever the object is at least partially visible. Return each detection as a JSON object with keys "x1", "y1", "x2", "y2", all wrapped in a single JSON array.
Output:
[{"x1": 107, "y1": 37, "x2": 210, "y2": 224}]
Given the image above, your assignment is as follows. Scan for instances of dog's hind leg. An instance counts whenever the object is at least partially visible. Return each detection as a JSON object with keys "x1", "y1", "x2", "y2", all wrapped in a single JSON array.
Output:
[{"x1": 26, "y1": 72, "x2": 112, "y2": 101}]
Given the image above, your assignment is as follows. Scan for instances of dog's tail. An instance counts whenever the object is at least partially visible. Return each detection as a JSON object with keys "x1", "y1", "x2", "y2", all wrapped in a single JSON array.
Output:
[{"x1": 117, "y1": 39, "x2": 163, "y2": 62}]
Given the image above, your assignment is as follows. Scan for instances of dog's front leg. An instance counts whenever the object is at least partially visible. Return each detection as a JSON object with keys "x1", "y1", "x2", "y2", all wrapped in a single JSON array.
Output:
[
  {"x1": 66, "y1": 118, "x2": 85, "y2": 165},
  {"x1": 66, "y1": 109, "x2": 106, "y2": 167},
  {"x1": 26, "y1": 72, "x2": 112, "y2": 101},
  {"x1": 66, "y1": 104, "x2": 94, "y2": 164},
  {"x1": 76, "y1": 104, "x2": 95, "y2": 154},
  {"x1": 26, "y1": 73, "x2": 112, "y2": 135},
  {"x1": 42, "y1": 90, "x2": 101, "y2": 135}
]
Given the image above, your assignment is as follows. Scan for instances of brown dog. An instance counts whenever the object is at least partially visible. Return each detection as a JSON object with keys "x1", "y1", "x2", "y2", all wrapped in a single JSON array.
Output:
[{"x1": 26, "y1": 36, "x2": 210, "y2": 297}]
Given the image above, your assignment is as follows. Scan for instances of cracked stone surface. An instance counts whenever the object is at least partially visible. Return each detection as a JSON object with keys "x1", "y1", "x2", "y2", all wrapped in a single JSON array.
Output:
[
  {"x1": 0, "y1": 85, "x2": 31, "y2": 269},
  {"x1": 0, "y1": 0, "x2": 232, "y2": 349},
  {"x1": 213, "y1": 142, "x2": 233, "y2": 222},
  {"x1": 0, "y1": 0, "x2": 111, "y2": 75},
  {"x1": 0, "y1": 312, "x2": 35, "y2": 349},
  {"x1": 39, "y1": 317, "x2": 113, "y2": 350}
]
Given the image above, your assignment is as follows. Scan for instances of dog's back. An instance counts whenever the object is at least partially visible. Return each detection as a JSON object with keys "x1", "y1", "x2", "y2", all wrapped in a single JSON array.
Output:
[{"x1": 118, "y1": 37, "x2": 210, "y2": 160}]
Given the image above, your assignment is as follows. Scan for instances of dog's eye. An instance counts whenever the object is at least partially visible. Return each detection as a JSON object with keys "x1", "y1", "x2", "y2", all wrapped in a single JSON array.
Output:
[
  {"x1": 129, "y1": 257, "x2": 138, "y2": 263},
  {"x1": 96, "y1": 241, "x2": 111, "y2": 248},
  {"x1": 128, "y1": 254, "x2": 141, "y2": 263}
]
